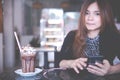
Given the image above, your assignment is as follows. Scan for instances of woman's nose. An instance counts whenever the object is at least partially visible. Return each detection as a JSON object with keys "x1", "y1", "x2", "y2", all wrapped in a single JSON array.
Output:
[{"x1": 88, "y1": 15, "x2": 94, "y2": 20}]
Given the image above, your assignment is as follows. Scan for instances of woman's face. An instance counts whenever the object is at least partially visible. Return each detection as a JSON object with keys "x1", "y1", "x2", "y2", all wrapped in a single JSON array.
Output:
[{"x1": 85, "y1": 2, "x2": 101, "y2": 31}]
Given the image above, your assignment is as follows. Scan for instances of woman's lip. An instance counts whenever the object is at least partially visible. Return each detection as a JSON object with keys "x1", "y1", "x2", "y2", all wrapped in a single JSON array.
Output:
[{"x1": 86, "y1": 23, "x2": 95, "y2": 25}]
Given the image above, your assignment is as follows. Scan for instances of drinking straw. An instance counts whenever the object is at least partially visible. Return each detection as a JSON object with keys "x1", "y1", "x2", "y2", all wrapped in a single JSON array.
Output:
[{"x1": 14, "y1": 32, "x2": 22, "y2": 52}]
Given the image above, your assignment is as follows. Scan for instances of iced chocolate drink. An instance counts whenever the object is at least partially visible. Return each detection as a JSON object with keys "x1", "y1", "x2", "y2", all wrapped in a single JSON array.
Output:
[{"x1": 21, "y1": 46, "x2": 36, "y2": 73}]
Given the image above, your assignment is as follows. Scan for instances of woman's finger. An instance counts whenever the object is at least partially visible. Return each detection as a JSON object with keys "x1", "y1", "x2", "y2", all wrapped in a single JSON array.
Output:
[{"x1": 73, "y1": 66, "x2": 79, "y2": 73}]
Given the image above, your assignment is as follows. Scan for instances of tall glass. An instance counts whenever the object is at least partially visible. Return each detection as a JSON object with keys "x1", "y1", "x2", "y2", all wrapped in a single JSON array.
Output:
[{"x1": 21, "y1": 47, "x2": 36, "y2": 73}]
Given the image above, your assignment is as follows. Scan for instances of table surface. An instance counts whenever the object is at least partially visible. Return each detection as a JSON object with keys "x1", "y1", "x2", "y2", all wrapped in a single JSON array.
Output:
[
  {"x1": 0, "y1": 68, "x2": 77, "y2": 80},
  {"x1": 0, "y1": 67, "x2": 120, "y2": 80},
  {"x1": 1, "y1": 54, "x2": 120, "y2": 80}
]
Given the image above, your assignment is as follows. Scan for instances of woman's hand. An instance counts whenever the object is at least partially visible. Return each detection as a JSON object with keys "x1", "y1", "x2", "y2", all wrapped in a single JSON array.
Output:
[
  {"x1": 86, "y1": 59, "x2": 111, "y2": 76},
  {"x1": 69, "y1": 58, "x2": 88, "y2": 73}
]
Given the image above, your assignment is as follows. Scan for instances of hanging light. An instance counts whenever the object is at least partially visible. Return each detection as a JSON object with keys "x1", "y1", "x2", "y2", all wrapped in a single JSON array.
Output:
[
  {"x1": 32, "y1": 1, "x2": 42, "y2": 9},
  {"x1": 61, "y1": 1, "x2": 70, "y2": 8}
]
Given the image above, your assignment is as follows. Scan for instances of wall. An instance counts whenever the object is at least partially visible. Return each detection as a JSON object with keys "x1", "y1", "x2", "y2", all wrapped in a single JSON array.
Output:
[
  {"x1": 0, "y1": 0, "x2": 3, "y2": 32},
  {"x1": 0, "y1": 33, "x2": 3, "y2": 73}
]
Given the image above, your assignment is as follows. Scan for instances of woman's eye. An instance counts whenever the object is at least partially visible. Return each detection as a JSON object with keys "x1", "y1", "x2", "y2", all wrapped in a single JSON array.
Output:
[
  {"x1": 85, "y1": 11, "x2": 89, "y2": 15},
  {"x1": 95, "y1": 12, "x2": 100, "y2": 15}
]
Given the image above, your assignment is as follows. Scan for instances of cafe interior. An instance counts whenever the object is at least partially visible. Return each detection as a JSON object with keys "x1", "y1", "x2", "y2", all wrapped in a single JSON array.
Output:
[{"x1": 0, "y1": 0, "x2": 120, "y2": 78}]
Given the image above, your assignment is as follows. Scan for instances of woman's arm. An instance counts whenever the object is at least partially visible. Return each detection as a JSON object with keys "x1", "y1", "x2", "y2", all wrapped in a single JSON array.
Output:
[
  {"x1": 58, "y1": 31, "x2": 76, "y2": 65},
  {"x1": 59, "y1": 58, "x2": 88, "y2": 73},
  {"x1": 59, "y1": 60, "x2": 74, "y2": 68}
]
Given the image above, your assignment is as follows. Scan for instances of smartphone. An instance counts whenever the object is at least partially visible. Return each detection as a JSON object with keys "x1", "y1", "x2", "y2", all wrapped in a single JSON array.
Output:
[{"x1": 87, "y1": 56, "x2": 104, "y2": 65}]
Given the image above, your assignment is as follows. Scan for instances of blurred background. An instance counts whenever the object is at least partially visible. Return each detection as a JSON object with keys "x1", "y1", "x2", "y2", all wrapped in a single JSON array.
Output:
[{"x1": 0, "y1": 0, "x2": 120, "y2": 73}]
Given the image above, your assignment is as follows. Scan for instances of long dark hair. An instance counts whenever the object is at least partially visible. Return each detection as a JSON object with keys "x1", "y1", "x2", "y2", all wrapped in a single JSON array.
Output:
[{"x1": 73, "y1": 0, "x2": 117, "y2": 58}]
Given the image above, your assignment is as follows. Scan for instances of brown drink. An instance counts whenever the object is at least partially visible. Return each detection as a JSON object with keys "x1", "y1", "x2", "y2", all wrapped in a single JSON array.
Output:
[{"x1": 21, "y1": 46, "x2": 36, "y2": 73}]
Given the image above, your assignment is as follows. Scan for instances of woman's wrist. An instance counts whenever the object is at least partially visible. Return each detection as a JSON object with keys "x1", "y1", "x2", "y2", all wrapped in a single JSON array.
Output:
[
  {"x1": 107, "y1": 64, "x2": 120, "y2": 75},
  {"x1": 107, "y1": 65, "x2": 113, "y2": 75},
  {"x1": 66, "y1": 60, "x2": 74, "y2": 68}
]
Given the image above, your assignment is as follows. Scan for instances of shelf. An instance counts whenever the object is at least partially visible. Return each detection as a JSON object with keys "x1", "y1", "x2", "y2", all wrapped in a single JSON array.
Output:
[
  {"x1": 48, "y1": 19, "x2": 63, "y2": 24},
  {"x1": 45, "y1": 42, "x2": 63, "y2": 46},
  {"x1": 44, "y1": 28, "x2": 62, "y2": 31},
  {"x1": 45, "y1": 35, "x2": 63, "y2": 38},
  {"x1": 34, "y1": 47, "x2": 55, "y2": 52}
]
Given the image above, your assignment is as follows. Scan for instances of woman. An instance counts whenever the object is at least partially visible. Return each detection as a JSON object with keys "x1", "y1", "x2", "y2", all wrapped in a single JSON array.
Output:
[{"x1": 59, "y1": 0, "x2": 120, "y2": 80}]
